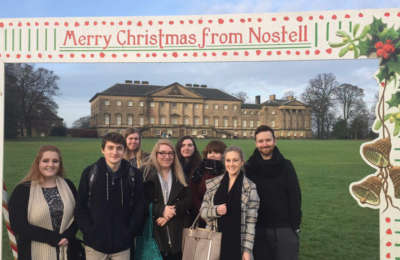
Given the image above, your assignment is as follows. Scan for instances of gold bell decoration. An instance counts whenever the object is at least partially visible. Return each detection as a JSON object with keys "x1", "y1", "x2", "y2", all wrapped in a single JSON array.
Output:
[
  {"x1": 389, "y1": 167, "x2": 400, "y2": 199},
  {"x1": 362, "y1": 138, "x2": 391, "y2": 168},
  {"x1": 351, "y1": 175, "x2": 382, "y2": 206}
]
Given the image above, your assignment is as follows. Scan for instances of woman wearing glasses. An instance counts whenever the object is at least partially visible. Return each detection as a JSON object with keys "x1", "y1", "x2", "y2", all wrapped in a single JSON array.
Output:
[{"x1": 139, "y1": 139, "x2": 191, "y2": 260}]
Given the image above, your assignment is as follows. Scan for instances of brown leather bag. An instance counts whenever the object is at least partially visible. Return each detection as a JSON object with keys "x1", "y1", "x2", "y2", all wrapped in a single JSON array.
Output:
[{"x1": 182, "y1": 214, "x2": 222, "y2": 260}]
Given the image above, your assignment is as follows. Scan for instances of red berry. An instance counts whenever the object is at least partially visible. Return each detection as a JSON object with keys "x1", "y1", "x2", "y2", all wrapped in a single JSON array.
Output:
[
  {"x1": 386, "y1": 39, "x2": 392, "y2": 44},
  {"x1": 383, "y1": 52, "x2": 390, "y2": 59},
  {"x1": 377, "y1": 48, "x2": 385, "y2": 57},
  {"x1": 383, "y1": 43, "x2": 395, "y2": 53},
  {"x1": 375, "y1": 41, "x2": 384, "y2": 49}
]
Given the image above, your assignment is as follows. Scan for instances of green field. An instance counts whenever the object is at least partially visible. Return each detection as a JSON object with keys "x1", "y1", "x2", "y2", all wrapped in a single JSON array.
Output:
[{"x1": 2, "y1": 138, "x2": 378, "y2": 260}]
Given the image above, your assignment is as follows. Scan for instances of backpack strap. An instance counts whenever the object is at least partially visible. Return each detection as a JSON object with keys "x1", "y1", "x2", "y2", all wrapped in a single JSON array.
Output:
[
  {"x1": 127, "y1": 166, "x2": 137, "y2": 207},
  {"x1": 87, "y1": 164, "x2": 98, "y2": 208}
]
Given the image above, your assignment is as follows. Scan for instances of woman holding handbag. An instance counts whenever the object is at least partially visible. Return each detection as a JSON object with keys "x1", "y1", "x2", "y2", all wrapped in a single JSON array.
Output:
[
  {"x1": 140, "y1": 139, "x2": 192, "y2": 260},
  {"x1": 8, "y1": 145, "x2": 80, "y2": 260},
  {"x1": 200, "y1": 146, "x2": 260, "y2": 260}
]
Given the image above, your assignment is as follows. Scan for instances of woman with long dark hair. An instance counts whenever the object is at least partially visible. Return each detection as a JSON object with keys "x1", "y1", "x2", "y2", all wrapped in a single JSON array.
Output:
[
  {"x1": 175, "y1": 136, "x2": 201, "y2": 182},
  {"x1": 9, "y1": 145, "x2": 79, "y2": 260}
]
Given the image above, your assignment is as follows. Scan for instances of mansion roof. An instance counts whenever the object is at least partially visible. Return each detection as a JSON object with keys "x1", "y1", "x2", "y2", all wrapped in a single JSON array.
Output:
[
  {"x1": 89, "y1": 82, "x2": 241, "y2": 102},
  {"x1": 89, "y1": 81, "x2": 308, "y2": 108}
]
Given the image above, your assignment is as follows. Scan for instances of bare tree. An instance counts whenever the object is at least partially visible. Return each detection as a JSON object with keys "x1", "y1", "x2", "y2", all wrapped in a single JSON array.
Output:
[
  {"x1": 301, "y1": 73, "x2": 339, "y2": 139},
  {"x1": 334, "y1": 84, "x2": 364, "y2": 122},
  {"x1": 349, "y1": 100, "x2": 370, "y2": 139},
  {"x1": 6, "y1": 64, "x2": 60, "y2": 136},
  {"x1": 232, "y1": 91, "x2": 248, "y2": 103},
  {"x1": 334, "y1": 83, "x2": 364, "y2": 138}
]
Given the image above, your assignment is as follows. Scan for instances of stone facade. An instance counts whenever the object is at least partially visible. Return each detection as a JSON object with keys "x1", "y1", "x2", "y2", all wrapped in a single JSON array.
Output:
[{"x1": 89, "y1": 81, "x2": 312, "y2": 138}]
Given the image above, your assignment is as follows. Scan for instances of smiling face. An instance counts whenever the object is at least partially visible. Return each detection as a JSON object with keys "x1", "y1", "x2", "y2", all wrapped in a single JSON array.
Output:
[
  {"x1": 224, "y1": 151, "x2": 244, "y2": 177},
  {"x1": 157, "y1": 144, "x2": 175, "y2": 170},
  {"x1": 39, "y1": 151, "x2": 60, "y2": 179},
  {"x1": 255, "y1": 131, "x2": 276, "y2": 160},
  {"x1": 180, "y1": 139, "x2": 195, "y2": 158},
  {"x1": 102, "y1": 141, "x2": 125, "y2": 168},
  {"x1": 126, "y1": 133, "x2": 141, "y2": 152}
]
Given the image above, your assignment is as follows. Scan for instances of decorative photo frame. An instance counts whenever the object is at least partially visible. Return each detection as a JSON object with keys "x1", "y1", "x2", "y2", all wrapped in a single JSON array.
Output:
[{"x1": 1, "y1": 8, "x2": 399, "y2": 259}]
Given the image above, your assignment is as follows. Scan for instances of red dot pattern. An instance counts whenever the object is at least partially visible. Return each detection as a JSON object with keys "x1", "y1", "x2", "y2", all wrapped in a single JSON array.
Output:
[{"x1": 0, "y1": 11, "x2": 395, "y2": 60}]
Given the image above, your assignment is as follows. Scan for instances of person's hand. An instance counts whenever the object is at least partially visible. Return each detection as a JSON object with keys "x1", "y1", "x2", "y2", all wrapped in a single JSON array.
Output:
[
  {"x1": 163, "y1": 205, "x2": 176, "y2": 219},
  {"x1": 156, "y1": 217, "x2": 168, "y2": 227},
  {"x1": 216, "y1": 204, "x2": 227, "y2": 216},
  {"x1": 58, "y1": 238, "x2": 68, "y2": 247},
  {"x1": 242, "y1": 251, "x2": 251, "y2": 260}
]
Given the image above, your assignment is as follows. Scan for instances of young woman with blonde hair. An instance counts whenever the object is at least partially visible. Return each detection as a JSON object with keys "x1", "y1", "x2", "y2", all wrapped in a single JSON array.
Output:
[
  {"x1": 200, "y1": 146, "x2": 260, "y2": 260},
  {"x1": 9, "y1": 145, "x2": 79, "y2": 260},
  {"x1": 138, "y1": 139, "x2": 191, "y2": 260}
]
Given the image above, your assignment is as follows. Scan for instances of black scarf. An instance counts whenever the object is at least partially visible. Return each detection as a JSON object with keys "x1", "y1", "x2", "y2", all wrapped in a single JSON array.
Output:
[
  {"x1": 214, "y1": 172, "x2": 243, "y2": 260},
  {"x1": 191, "y1": 159, "x2": 224, "y2": 183},
  {"x1": 246, "y1": 146, "x2": 286, "y2": 179}
]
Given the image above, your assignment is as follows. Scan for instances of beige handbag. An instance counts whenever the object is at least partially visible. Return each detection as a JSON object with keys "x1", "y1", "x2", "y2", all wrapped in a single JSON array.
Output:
[{"x1": 182, "y1": 214, "x2": 222, "y2": 260}]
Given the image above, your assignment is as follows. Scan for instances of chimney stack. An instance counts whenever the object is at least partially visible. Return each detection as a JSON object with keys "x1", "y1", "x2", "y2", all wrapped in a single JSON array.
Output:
[
  {"x1": 255, "y1": 95, "x2": 261, "y2": 104},
  {"x1": 269, "y1": 94, "x2": 276, "y2": 101}
]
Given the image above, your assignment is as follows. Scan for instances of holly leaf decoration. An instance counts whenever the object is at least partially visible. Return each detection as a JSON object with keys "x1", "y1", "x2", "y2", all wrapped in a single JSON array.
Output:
[
  {"x1": 370, "y1": 17, "x2": 386, "y2": 37},
  {"x1": 358, "y1": 38, "x2": 373, "y2": 56},
  {"x1": 378, "y1": 26, "x2": 400, "y2": 42},
  {"x1": 387, "y1": 92, "x2": 400, "y2": 108},
  {"x1": 387, "y1": 55, "x2": 400, "y2": 75},
  {"x1": 376, "y1": 66, "x2": 390, "y2": 83}
]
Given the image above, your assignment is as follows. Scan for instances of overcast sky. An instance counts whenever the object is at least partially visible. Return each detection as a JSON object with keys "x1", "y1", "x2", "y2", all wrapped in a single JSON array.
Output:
[{"x1": 1, "y1": 0, "x2": 397, "y2": 127}]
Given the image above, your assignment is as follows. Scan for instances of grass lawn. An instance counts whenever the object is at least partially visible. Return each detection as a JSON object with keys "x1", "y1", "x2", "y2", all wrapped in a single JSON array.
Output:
[{"x1": 2, "y1": 137, "x2": 378, "y2": 260}]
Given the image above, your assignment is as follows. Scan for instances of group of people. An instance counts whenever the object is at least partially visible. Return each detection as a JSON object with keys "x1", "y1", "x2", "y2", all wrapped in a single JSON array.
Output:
[{"x1": 9, "y1": 125, "x2": 302, "y2": 260}]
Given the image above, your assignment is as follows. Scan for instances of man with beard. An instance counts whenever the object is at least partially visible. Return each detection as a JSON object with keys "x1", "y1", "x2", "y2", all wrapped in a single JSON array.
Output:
[{"x1": 245, "y1": 125, "x2": 301, "y2": 260}]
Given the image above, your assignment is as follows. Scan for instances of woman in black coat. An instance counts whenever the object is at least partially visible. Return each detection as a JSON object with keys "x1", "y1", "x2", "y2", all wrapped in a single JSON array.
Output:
[
  {"x1": 141, "y1": 139, "x2": 191, "y2": 260},
  {"x1": 8, "y1": 145, "x2": 80, "y2": 260}
]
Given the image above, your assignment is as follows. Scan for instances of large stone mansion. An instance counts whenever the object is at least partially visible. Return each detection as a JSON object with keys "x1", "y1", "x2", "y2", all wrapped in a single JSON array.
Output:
[{"x1": 89, "y1": 80, "x2": 312, "y2": 138}]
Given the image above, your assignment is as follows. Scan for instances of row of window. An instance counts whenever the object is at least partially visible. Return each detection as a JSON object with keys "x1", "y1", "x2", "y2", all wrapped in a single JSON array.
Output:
[
  {"x1": 103, "y1": 99, "x2": 239, "y2": 111},
  {"x1": 104, "y1": 100, "x2": 144, "y2": 107},
  {"x1": 102, "y1": 114, "x2": 260, "y2": 127},
  {"x1": 242, "y1": 110, "x2": 259, "y2": 115}
]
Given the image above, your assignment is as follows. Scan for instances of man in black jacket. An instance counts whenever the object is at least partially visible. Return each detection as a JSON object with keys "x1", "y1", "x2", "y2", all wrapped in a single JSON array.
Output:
[
  {"x1": 245, "y1": 125, "x2": 302, "y2": 260},
  {"x1": 75, "y1": 132, "x2": 145, "y2": 260}
]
